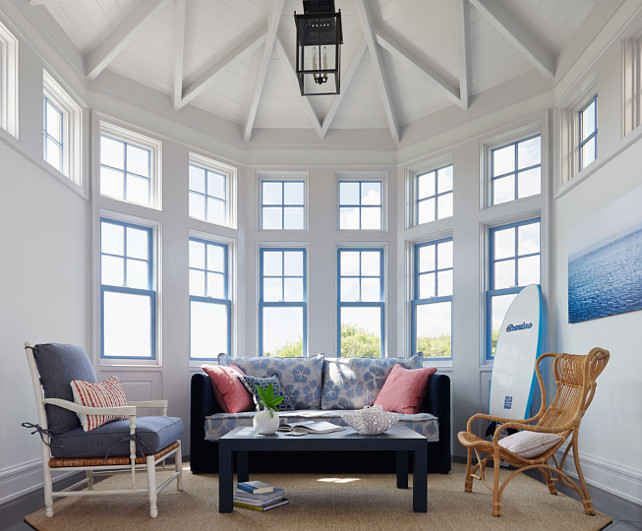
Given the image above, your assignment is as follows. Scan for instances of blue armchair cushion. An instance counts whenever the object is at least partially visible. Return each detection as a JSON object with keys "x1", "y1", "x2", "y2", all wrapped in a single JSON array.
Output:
[
  {"x1": 50, "y1": 416, "x2": 184, "y2": 458},
  {"x1": 33, "y1": 343, "x2": 97, "y2": 436}
]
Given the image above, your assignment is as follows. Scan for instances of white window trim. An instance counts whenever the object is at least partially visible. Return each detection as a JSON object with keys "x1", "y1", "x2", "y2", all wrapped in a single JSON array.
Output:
[
  {"x1": 189, "y1": 151, "x2": 237, "y2": 229},
  {"x1": 405, "y1": 155, "x2": 453, "y2": 229},
  {"x1": 256, "y1": 171, "x2": 309, "y2": 231},
  {"x1": 0, "y1": 19, "x2": 18, "y2": 139},
  {"x1": 623, "y1": 37, "x2": 642, "y2": 137},
  {"x1": 43, "y1": 69, "x2": 83, "y2": 188},
  {"x1": 335, "y1": 170, "x2": 388, "y2": 232},
  {"x1": 98, "y1": 120, "x2": 163, "y2": 210}
]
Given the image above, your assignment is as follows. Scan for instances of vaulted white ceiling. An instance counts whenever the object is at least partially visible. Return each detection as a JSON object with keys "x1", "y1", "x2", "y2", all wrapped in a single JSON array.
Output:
[{"x1": 30, "y1": 0, "x2": 622, "y2": 144}]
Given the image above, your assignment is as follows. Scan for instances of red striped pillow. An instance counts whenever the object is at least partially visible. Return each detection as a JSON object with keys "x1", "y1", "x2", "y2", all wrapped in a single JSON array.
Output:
[{"x1": 70, "y1": 376, "x2": 129, "y2": 431}]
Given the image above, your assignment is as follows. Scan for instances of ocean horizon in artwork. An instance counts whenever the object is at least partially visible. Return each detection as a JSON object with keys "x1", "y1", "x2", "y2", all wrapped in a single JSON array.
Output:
[{"x1": 568, "y1": 226, "x2": 642, "y2": 323}]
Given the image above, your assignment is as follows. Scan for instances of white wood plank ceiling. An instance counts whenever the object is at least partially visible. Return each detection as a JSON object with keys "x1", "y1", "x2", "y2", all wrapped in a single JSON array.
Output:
[{"x1": 31, "y1": 0, "x2": 619, "y2": 143}]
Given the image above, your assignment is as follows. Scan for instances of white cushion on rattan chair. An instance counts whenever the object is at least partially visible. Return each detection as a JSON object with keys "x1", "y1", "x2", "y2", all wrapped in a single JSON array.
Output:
[{"x1": 498, "y1": 430, "x2": 563, "y2": 458}]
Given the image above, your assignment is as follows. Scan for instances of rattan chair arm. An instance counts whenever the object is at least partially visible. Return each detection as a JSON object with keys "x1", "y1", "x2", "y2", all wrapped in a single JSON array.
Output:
[
  {"x1": 465, "y1": 411, "x2": 543, "y2": 432},
  {"x1": 492, "y1": 421, "x2": 570, "y2": 442},
  {"x1": 43, "y1": 398, "x2": 137, "y2": 417}
]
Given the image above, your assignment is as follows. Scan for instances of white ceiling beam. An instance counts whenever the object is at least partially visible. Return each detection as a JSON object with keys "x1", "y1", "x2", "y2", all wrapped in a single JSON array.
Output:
[
  {"x1": 320, "y1": 38, "x2": 367, "y2": 138},
  {"x1": 274, "y1": 37, "x2": 323, "y2": 138},
  {"x1": 469, "y1": 0, "x2": 555, "y2": 79},
  {"x1": 242, "y1": 0, "x2": 285, "y2": 143},
  {"x1": 456, "y1": 0, "x2": 471, "y2": 110},
  {"x1": 29, "y1": 0, "x2": 63, "y2": 5},
  {"x1": 178, "y1": 26, "x2": 267, "y2": 110},
  {"x1": 355, "y1": 0, "x2": 400, "y2": 144},
  {"x1": 85, "y1": 0, "x2": 170, "y2": 80},
  {"x1": 172, "y1": 0, "x2": 186, "y2": 109},
  {"x1": 374, "y1": 27, "x2": 461, "y2": 108}
]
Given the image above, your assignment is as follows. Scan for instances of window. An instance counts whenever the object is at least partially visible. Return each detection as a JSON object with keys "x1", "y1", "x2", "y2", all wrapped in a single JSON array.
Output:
[
  {"x1": 415, "y1": 165, "x2": 453, "y2": 224},
  {"x1": 579, "y1": 96, "x2": 597, "y2": 170},
  {"x1": 486, "y1": 218, "x2": 540, "y2": 361},
  {"x1": 0, "y1": 19, "x2": 18, "y2": 138},
  {"x1": 339, "y1": 180, "x2": 382, "y2": 230},
  {"x1": 42, "y1": 70, "x2": 83, "y2": 186},
  {"x1": 337, "y1": 248, "x2": 384, "y2": 357},
  {"x1": 259, "y1": 248, "x2": 307, "y2": 356},
  {"x1": 623, "y1": 39, "x2": 642, "y2": 136},
  {"x1": 189, "y1": 238, "x2": 230, "y2": 360},
  {"x1": 412, "y1": 238, "x2": 453, "y2": 358},
  {"x1": 189, "y1": 153, "x2": 236, "y2": 227},
  {"x1": 260, "y1": 180, "x2": 305, "y2": 230},
  {"x1": 99, "y1": 121, "x2": 161, "y2": 208},
  {"x1": 490, "y1": 135, "x2": 541, "y2": 205},
  {"x1": 100, "y1": 218, "x2": 155, "y2": 359}
]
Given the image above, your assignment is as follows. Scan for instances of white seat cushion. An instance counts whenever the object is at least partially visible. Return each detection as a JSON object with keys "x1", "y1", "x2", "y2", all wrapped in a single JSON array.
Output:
[{"x1": 498, "y1": 430, "x2": 563, "y2": 458}]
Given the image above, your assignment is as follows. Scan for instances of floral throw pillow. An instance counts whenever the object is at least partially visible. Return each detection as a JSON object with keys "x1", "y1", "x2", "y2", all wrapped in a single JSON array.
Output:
[{"x1": 238, "y1": 375, "x2": 295, "y2": 412}]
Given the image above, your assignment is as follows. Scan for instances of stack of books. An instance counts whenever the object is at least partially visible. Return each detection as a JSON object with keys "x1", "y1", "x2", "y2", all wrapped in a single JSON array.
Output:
[{"x1": 233, "y1": 480, "x2": 289, "y2": 511}]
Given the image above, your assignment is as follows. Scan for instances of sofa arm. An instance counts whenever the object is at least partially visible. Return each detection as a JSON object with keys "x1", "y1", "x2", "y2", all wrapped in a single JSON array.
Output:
[
  {"x1": 190, "y1": 373, "x2": 222, "y2": 472},
  {"x1": 421, "y1": 373, "x2": 451, "y2": 473}
]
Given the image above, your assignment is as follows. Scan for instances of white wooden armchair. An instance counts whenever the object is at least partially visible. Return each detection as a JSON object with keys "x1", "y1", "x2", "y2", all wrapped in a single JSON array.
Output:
[{"x1": 24, "y1": 342, "x2": 184, "y2": 518}]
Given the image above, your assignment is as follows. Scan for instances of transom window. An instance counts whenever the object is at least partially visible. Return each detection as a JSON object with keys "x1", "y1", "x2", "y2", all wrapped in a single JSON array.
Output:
[
  {"x1": 189, "y1": 238, "x2": 230, "y2": 360},
  {"x1": 416, "y1": 165, "x2": 453, "y2": 225},
  {"x1": 339, "y1": 180, "x2": 382, "y2": 230},
  {"x1": 412, "y1": 238, "x2": 453, "y2": 358},
  {"x1": 0, "y1": 19, "x2": 19, "y2": 138},
  {"x1": 43, "y1": 96, "x2": 63, "y2": 173},
  {"x1": 100, "y1": 218, "x2": 155, "y2": 359},
  {"x1": 490, "y1": 135, "x2": 541, "y2": 205},
  {"x1": 337, "y1": 248, "x2": 384, "y2": 357},
  {"x1": 579, "y1": 96, "x2": 597, "y2": 170},
  {"x1": 487, "y1": 218, "x2": 540, "y2": 361},
  {"x1": 259, "y1": 248, "x2": 307, "y2": 356},
  {"x1": 189, "y1": 153, "x2": 235, "y2": 227},
  {"x1": 261, "y1": 180, "x2": 305, "y2": 230}
]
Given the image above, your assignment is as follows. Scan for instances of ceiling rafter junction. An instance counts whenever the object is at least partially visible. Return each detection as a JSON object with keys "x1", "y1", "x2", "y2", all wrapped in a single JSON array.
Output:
[{"x1": 172, "y1": 0, "x2": 186, "y2": 109}]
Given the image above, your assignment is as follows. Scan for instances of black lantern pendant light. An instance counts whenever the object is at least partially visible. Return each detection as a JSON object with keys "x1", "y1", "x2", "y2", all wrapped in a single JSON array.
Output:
[{"x1": 295, "y1": 0, "x2": 342, "y2": 96}]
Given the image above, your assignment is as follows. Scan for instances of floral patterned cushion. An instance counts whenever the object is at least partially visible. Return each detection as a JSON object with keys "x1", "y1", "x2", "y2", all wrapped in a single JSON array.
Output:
[
  {"x1": 218, "y1": 354, "x2": 324, "y2": 410},
  {"x1": 321, "y1": 354, "x2": 424, "y2": 410},
  {"x1": 238, "y1": 375, "x2": 295, "y2": 411}
]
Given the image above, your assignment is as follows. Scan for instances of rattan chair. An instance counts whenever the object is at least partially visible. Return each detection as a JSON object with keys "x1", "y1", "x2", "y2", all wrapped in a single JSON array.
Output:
[
  {"x1": 457, "y1": 347, "x2": 609, "y2": 517},
  {"x1": 24, "y1": 342, "x2": 184, "y2": 518}
]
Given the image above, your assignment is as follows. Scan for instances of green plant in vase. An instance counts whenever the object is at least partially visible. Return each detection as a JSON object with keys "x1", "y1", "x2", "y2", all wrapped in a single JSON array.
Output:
[{"x1": 255, "y1": 384, "x2": 283, "y2": 418}]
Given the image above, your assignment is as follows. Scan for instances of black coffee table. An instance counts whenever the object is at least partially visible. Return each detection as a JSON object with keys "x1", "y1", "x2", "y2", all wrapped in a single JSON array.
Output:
[{"x1": 218, "y1": 424, "x2": 428, "y2": 512}]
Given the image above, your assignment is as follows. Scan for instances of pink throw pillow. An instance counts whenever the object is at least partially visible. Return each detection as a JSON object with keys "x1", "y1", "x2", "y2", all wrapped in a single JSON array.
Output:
[
  {"x1": 202, "y1": 364, "x2": 253, "y2": 413},
  {"x1": 374, "y1": 364, "x2": 437, "y2": 414}
]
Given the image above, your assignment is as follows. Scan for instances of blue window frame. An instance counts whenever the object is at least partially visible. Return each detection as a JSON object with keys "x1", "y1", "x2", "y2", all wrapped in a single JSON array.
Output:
[
  {"x1": 100, "y1": 134, "x2": 152, "y2": 206},
  {"x1": 416, "y1": 165, "x2": 453, "y2": 225},
  {"x1": 189, "y1": 163, "x2": 226, "y2": 225},
  {"x1": 259, "y1": 248, "x2": 307, "y2": 356},
  {"x1": 189, "y1": 238, "x2": 231, "y2": 360},
  {"x1": 43, "y1": 95, "x2": 63, "y2": 173},
  {"x1": 337, "y1": 248, "x2": 384, "y2": 357},
  {"x1": 339, "y1": 180, "x2": 382, "y2": 230},
  {"x1": 490, "y1": 135, "x2": 541, "y2": 205},
  {"x1": 486, "y1": 218, "x2": 541, "y2": 361},
  {"x1": 412, "y1": 238, "x2": 453, "y2": 359},
  {"x1": 100, "y1": 218, "x2": 155, "y2": 359},
  {"x1": 261, "y1": 180, "x2": 305, "y2": 230},
  {"x1": 579, "y1": 96, "x2": 597, "y2": 170}
]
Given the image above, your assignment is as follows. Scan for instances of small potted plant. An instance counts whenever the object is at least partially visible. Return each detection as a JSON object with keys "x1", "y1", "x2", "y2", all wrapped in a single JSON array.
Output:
[{"x1": 252, "y1": 384, "x2": 283, "y2": 435}]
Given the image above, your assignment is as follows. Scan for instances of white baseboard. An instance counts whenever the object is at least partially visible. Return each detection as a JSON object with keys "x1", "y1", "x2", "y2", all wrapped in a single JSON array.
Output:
[{"x1": 0, "y1": 459, "x2": 76, "y2": 505}]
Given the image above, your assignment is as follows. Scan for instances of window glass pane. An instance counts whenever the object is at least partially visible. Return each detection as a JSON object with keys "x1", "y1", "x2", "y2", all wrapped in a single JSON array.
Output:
[
  {"x1": 438, "y1": 241, "x2": 453, "y2": 268},
  {"x1": 101, "y1": 222, "x2": 124, "y2": 255},
  {"x1": 437, "y1": 166, "x2": 453, "y2": 193},
  {"x1": 490, "y1": 294, "x2": 516, "y2": 357},
  {"x1": 263, "y1": 278, "x2": 282, "y2": 301},
  {"x1": 283, "y1": 207, "x2": 304, "y2": 229},
  {"x1": 208, "y1": 171, "x2": 225, "y2": 199},
  {"x1": 340, "y1": 277, "x2": 359, "y2": 302},
  {"x1": 207, "y1": 244, "x2": 225, "y2": 272},
  {"x1": 101, "y1": 255, "x2": 124, "y2": 286},
  {"x1": 418, "y1": 272, "x2": 435, "y2": 299},
  {"x1": 101, "y1": 136, "x2": 124, "y2": 169},
  {"x1": 416, "y1": 302, "x2": 451, "y2": 358},
  {"x1": 339, "y1": 182, "x2": 359, "y2": 204},
  {"x1": 517, "y1": 168, "x2": 541, "y2": 198},
  {"x1": 126, "y1": 144, "x2": 150, "y2": 177},
  {"x1": 361, "y1": 278, "x2": 380, "y2": 301},
  {"x1": 492, "y1": 144, "x2": 515, "y2": 176},
  {"x1": 340, "y1": 307, "x2": 381, "y2": 358},
  {"x1": 100, "y1": 168, "x2": 124, "y2": 199},
  {"x1": 126, "y1": 227, "x2": 148, "y2": 260},
  {"x1": 189, "y1": 192, "x2": 205, "y2": 219},
  {"x1": 494, "y1": 260, "x2": 515, "y2": 289},
  {"x1": 126, "y1": 174, "x2": 149, "y2": 205},
  {"x1": 417, "y1": 172, "x2": 435, "y2": 199},
  {"x1": 189, "y1": 240, "x2": 205, "y2": 269},
  {"x1": 190, "y1": 301, "x2": 227, "y2": 359},
  {"x1": 263, "y1": 307, "x2": 303, "y2": 357},
  {"x1": 262, "y1": 207, "x2": 282, "y2": 229},
  {"x1": 127, "y1": 259, "x2": 148, "y2": 289},
  {"x1": 494, "y1": 228, "x2": 515, "y2": 260},
  {"x1": 361, "y1": 182, "x2": 381, "y2": 205},
  {"x1": 207, "y1": 272, "x2": 225, "y2": 298},
  {"x1": 340, "y1": 207, "x2": 359, "y2": 229},
  {"x1": 284, "y1": 182, "x2": 304, "y2": 205},
  {"x1": 207, "y1": 198, "x2": 226, "y2": 225},
  {"x1": 437, "y1": 193, "x2": 453, "y2": 219},
  {"x1": 437, "y1": 270, "x2": 453, "y2": 297},
  {"x1": 284, "y1": 251, "x2": 303, "y2": 276},
  {"x1": 262, "y1": 182, "x2": 282, "y2": 205},
  {"x1": 493, "y1": 176, "x2": 514, "y2": 204},
  {"x1": 518, "y1": 136, "x2": 541, "y2": 168},
  {"x1": 517, "y1": 256, "x2": 540, "y2": 286},
  {"x1": 190, "y1": 269, "x2": 205, "y2": 296},
  {"x1": 103, "y1": 291, "x2": 151, "y2": 358},
  {"x1": 263, "y1": 251, "x2": 282, "y2": 276},
  {"x1": 284, "y1": 277, "x2": 304, "y2": 301},
  {"x1": 340, "y1": 251, "x2": 360, "y2": 276},
  {"x1": 417, "y1": 198, "x2": 435, "y2": 224},
  {"x1": 45, "y1": 102, "x2": 62, "y2": 142},
  {"x1": 518, "y1": 223, "x2": 540, "y2": 255},
  {"x1": 582, "y1": 138, "x2": 596, "y2": 168},
  {"x1": 361, "y1": 252, "x2": 380, "y2": 276},
  {"x1": 361, "y1": 207, "x2": 381, "y2": 229},
  {"x1": 45, "y1": 138, "x2": 62, "y2": 170},
  {"x1": 189, "y1": 165, "x2": 205, "y2": 193},
  {"x1": 582, "y1": 101, "x2": 596, "y2": 139},
  {"x1": 418, "y1": 245, "x2": 435, "y2": 272}
]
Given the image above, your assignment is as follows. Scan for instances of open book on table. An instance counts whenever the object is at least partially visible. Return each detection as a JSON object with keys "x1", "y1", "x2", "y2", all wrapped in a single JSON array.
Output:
[{"x1": 277, "y1": 421, "x2": 345, "y2": 434}]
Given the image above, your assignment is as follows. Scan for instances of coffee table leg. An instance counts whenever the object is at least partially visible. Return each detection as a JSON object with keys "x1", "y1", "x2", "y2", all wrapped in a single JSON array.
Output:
[
  {"x1": 237, "y1": 451, "x2": 249, "y2": 482},
  {"x1": 396, "y1": 451, "x2": 408, "y2": 488},
  {"x1": 412, "y1": 445, "x2": 427, "y2": 512},
  {"x1": 218, "y1": 441, "x2": 233, "y2": 513}
]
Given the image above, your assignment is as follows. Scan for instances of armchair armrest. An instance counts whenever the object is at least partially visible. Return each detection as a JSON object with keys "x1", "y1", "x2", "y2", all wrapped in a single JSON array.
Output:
[
  {"x1": 128, "y1": 400, "x2": 168, "y2": 416},
  {"x1": 43, "y1": 397, "x2": 137, "y2": 417}
]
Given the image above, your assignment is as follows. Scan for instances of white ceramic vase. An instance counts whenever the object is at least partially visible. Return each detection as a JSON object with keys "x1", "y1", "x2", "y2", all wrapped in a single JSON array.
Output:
[{"x1": 253, "y1": 408, "x2": 279, "y2": 435}]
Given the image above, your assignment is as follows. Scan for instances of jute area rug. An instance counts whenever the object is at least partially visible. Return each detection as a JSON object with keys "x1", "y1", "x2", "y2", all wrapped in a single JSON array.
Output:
[{"x1": 25, "y1": 463, "x2": 611, "y2": 531}]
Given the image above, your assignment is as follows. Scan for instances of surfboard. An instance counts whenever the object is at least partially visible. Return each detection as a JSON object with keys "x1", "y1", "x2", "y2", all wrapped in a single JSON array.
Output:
[{"x1": 488, "y1": 284, "x2": 543, "y2": 420}]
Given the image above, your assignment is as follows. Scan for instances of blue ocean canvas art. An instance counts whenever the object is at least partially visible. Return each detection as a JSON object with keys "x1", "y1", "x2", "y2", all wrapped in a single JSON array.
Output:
[{"x1": 568, "y1": 185, "x2": 642, "y2": 324}]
